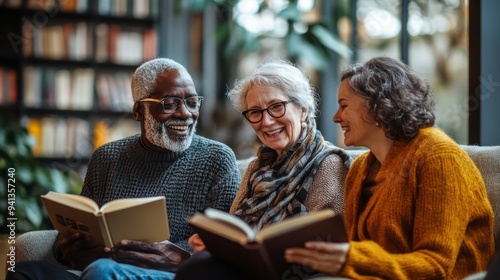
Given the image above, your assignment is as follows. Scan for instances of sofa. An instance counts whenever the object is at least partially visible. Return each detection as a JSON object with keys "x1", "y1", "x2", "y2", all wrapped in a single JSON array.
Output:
[{"x1": 11, "y1": 145, "x2": 500, "y2": 278}]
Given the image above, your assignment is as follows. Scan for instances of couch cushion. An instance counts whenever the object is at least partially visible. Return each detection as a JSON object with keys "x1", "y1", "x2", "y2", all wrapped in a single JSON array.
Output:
[
  {"x1": 15, "y1": 230, "x2": 60, "y2": 264},
  {"x1": 461, "y1": 145, "x2": 500, "y2": 252}
]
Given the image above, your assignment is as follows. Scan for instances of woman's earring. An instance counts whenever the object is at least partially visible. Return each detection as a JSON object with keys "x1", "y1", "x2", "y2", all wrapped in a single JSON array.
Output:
[
  {"x1": 301, "y1": 122, "x2": 307, "y2": 128},
  {"x1": 375, "y1": 122, "x2": 380, "y2": 127}
]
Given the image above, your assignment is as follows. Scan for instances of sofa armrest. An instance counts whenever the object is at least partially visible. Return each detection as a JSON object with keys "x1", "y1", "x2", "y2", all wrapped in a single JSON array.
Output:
[{"x1": 15, "y1": 230, "x2": 66, "y2": 269}]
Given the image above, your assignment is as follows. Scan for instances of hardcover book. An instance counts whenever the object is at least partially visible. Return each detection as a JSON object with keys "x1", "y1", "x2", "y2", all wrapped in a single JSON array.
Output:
[
  {"x1": 41, "y1": 191, "x2": 170, "y2": 248},
  {"x1": 188, "y1": 208, "x2": 348, "y2": 280}
]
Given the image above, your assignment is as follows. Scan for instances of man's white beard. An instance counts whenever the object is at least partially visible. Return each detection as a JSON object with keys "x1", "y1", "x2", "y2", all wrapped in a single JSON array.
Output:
[{"x1": 143, "y1": 107, "x2": 195, "y2": 152}]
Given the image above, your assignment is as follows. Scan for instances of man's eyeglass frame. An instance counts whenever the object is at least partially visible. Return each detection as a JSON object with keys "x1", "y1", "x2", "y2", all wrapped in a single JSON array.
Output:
[
  {"x1": 138, "y1": 96, "x2": 204, "y2": 114},
  {"x1": 242, "y1": 99, "x2": 295, "y2": 123}
]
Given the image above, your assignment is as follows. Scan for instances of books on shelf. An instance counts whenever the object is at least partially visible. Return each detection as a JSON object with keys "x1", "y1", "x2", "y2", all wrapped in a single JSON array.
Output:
[
  {"x1": 16, "y1": 0, "x2": 160, "y2": 18},
  {"x1": 24, "y1": 22, "x2": 93, "y2": 60},
  {"x1": 0, "y1": 67, "x2": 17, "y2": 106},
  {"x1": 24, "y1": 67, "x2": 94, "y2": 110},
  {"x1": 95, "y1": 24, "x2": 109, "y2": 62},
  {"x1": 73, "y1": 118, "x2": 93, "y2": 157},
  {"x1": 98, "y1": 0, "x2": 157, "y2": 18},
  {"x1": 25, "y1": 0, "x2": 89, "y2": 12},
  {"x1": 70, "y1": 68, "x2": 94, "y2": 110},
  {"x1": 96, "y1": 71, "x2": 134, "y2": 111},
  {"x1": 23, "y1": 67, "x2": 136, "y2": 111},
  {"x1": 41, "y1": 191, "x2": 170, "y2": 247},
  {"x1": 22, "y1": 22, "x2": 157, "y2": 64},
  {"x1": 54, "y1": 69, "x2": 71, "y2": 109},
  {"x1": 26, "y1": 118, "x2": 43, "y2": 156},
  {"x1": 143, "y1": 28, "x2": 157, "y2": 61},
  {"x1": 2, "y1": 0, "x2": 160, "y2": 177},
  {"x1": 107, "y1": 25, "x2": 157, "y2": 65},
  {"x1": 1, "y1": 0, "x2": 23, "y2": 8},
  {"x1": 27, "y1": 117, "x2": 94, "y2": 157},
  {"x1": 188, "y1": 208, "x2": 348, "y2": 280},
  {"x1": 27, "y1": 117, "x2": 139, "y2": 157}
]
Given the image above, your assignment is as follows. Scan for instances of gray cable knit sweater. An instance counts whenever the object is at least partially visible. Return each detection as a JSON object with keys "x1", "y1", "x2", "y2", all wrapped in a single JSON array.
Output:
[{"x1": 80, "y1": 134, "x2": 240, "y2": 251}]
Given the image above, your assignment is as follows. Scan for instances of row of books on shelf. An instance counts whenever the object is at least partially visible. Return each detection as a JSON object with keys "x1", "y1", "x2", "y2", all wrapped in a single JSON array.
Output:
[
  {"x1": 23, "y1": 67, "x2": 134, "y2": 111},
  {"x1": 0, "y1": 67, "x2": 16, "y2": 105},
  {"x1": 23, "y1": 21, "x2": 157, "y2": 64},
  {"x1": 95, "y1": 71, "x2": 134, "y2": 112},
  {"x1": 1, "y1": 0, "x2": 89, "y2": 12},
  {"x1": 27, "y1": 117, "x2": 139, "y2": 157},
  {"x1": 23, "y1": 21, "x2": 92, "y2": 61},
  {"x1": 97, "y1": 0, "x2": 159, "y2": 18},
  {"x1": 24, "y1": 66, "x2": 94, "y2": 110},
  {"x1": 2, "y1": 0, "x2": 158, "y2": 18},
  {"x1": 95, "y1": 24, "x2": 157, "y2": 64}
]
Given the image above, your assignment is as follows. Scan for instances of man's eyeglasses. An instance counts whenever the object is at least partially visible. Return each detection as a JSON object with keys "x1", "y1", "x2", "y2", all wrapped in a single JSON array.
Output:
[
  {"x1": 242, "y1": 99, "x2": 295, "y2": 123},
  {"x1": 138, "y1": 96, "x2": 204, "y2": 114}
]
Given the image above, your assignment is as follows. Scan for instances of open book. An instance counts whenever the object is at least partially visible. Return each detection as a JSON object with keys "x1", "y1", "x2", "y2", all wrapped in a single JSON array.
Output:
[
  {"x1": 41, "y1": 191, "x2": 170, "y2": 248},
  {"x1": 188, "y1": 208, "x2": 348, "y2": 280}
]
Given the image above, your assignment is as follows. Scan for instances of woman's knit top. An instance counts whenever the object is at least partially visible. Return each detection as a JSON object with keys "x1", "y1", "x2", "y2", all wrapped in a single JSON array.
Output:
[{"x1": 340, "y1": 127, "x2": 495, "y2": 279}]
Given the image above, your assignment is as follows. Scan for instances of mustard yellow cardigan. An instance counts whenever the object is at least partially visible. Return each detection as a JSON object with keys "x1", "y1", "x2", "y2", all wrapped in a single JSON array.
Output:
[{"x1": 339, "y1": 127, "x2": 495, "y2": 279}]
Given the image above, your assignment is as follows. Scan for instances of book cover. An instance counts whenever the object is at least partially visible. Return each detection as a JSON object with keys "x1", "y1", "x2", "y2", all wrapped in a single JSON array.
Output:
[
  {"x1": 188, "y1": 208, "x2": 348, "y2": 280},
  {"x1": 41, "y1": 191, "x2": 170, "y2": 247}
]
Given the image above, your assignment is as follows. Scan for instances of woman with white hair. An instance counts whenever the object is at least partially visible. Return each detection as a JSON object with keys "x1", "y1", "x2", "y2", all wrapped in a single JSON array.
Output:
[{"x1": 176, "y1": 58, "x2": 352, "y2": 280}]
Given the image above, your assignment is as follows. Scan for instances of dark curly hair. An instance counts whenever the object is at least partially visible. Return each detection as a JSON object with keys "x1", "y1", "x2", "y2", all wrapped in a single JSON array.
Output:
[{"x1": 341, "y1": 57, "x2": 435, "y2": 140}]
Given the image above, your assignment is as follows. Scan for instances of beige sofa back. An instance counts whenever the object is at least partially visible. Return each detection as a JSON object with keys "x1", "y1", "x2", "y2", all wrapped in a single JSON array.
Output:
[{"x1": 461, "y1": 145, "x2": 500, "y2": 251}]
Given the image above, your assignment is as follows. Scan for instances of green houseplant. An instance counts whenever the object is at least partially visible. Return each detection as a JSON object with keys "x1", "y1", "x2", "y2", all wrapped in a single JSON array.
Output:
[{"x1": 0, "y1": 112, "x2": 82, "y2": 234}]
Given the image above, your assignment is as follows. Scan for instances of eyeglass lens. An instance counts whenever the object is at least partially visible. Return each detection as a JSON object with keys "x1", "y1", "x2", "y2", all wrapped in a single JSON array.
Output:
[
  {"x1": 245, "y1": 102, "x2": 287, "y2": 123},
  {"x1": 162, "y1": 96, "x2": 203, "y2": 113}
]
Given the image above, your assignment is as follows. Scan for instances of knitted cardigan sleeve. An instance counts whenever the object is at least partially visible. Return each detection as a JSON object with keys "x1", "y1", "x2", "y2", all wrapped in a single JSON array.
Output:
[{"x1": 339, "y1": 130, "x2": 495, "y2": 279}]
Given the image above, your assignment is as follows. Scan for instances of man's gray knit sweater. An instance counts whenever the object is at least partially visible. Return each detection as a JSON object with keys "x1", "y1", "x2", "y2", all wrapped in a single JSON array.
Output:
[{"x1": 80, "y1": 134, "x2": 240, "y2": 251}]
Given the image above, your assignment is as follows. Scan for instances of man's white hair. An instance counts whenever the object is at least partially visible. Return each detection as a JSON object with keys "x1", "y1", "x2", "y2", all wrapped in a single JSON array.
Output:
[{"x1": 131, "y1": 58, "x2": 192, "y2": 102}]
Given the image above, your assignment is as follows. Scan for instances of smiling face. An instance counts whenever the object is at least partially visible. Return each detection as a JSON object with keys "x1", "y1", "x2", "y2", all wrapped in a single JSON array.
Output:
[
  {"x1": 333, "y1": 79, "x2": 379, "y2": 148},
  {"x1": 137, "y1": 69, "x2": 198, "y2": 152},
  {"x1": 246, "y1": 85, "x2": 305, "y2": 154}
]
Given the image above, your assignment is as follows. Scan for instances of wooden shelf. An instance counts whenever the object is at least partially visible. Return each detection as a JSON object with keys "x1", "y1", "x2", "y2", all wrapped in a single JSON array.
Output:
[{"x1": 0, "y1": 0, "x2": 156, "y2": 172}]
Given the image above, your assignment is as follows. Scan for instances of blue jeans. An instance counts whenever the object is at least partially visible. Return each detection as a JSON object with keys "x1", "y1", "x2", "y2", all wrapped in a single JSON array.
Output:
[{"x1": 80, "y1": 259, "x2": 176, "y2": 280}]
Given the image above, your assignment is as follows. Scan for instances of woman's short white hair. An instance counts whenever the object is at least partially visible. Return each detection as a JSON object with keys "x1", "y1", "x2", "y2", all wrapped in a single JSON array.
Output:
[
  {"x1": 226, "y1": 58, "x2": 319, "y2": 124},
  {"x1": 131, "y1": 58, "x2": 192, "y2": 102}
]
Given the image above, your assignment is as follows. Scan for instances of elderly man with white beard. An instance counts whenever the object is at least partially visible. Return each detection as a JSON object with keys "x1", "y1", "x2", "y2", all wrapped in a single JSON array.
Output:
[{"x1": 7, "y1": 58, "x2": 240, "y2": 280}]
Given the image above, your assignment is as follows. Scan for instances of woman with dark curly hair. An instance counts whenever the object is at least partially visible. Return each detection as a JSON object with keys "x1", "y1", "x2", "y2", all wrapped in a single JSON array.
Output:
[{"x1": 285, "y1": 56, "x2": 495, "y2": 279}]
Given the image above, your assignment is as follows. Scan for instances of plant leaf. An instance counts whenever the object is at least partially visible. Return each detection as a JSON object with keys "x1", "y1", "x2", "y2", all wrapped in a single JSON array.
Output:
[
  {"x1": 278, "y1": 5, "x2": 301, "y2": 21},
  {"x1": 286, "y1": 33, "x2": 328, "y2": 69},
  {"x1": 24, "y1": 197, "x2": 44, "y2": 228},
  {"x1": 310, "y1": 24, "x2": 352, "y2": 59},
  {"x1": 50, "y1": 169, "x2": 68, "y2": 193}
]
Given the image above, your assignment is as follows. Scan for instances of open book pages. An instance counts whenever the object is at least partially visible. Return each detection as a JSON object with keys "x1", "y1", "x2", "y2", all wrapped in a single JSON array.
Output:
[
  {"x1": 204, "y1": 208, "x2": 258, "y2": 241},
  {"x1": 188, "y1": 208, "x2": 347, "y2": 280},
  {"x1": 255, "y1": 209, "x2": 339, "y2": 242},
  {"x1": 195, "y1": 208, "x2": 341, "y2": 244},
  {"x1": 42, "y1": 191, "x2": 166, "y2": 214},
  {"x1": 42, "y1": 191, "x2": 100, "y2": 213},
  {"x1": 41, "y1": 192, "x2": 170, "y2": 247}
]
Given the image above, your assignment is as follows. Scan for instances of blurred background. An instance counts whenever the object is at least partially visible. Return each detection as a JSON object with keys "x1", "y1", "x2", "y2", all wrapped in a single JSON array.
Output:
[{"x1": 0, "y1": 0, "x2": 499, "y2": 233}]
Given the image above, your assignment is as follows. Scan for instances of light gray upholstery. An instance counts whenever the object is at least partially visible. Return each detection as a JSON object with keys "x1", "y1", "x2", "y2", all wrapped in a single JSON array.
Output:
[
  {"x1": 461, "y1": 145, "x2": 500, "y2": 252},
  {"x1": 14, "y1": 145, "x2": 500, "y2": 279},
  {"x1": 15, "y1": 230, "x2": 62, "y2": 267}
]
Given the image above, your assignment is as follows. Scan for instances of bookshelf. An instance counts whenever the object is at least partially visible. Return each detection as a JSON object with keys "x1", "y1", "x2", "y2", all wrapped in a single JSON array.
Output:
[{"x1": 0, "y1": 0, "x2": 159, "y2": 176}]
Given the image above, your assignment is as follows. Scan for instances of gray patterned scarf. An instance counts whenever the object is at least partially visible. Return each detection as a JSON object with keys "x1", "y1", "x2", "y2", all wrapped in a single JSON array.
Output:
[{"x1": 234, "y1": 124, "x2": 352, "y2": 230}]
